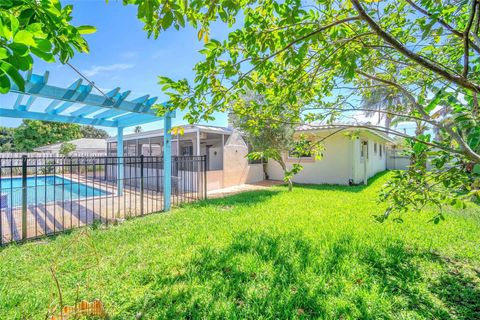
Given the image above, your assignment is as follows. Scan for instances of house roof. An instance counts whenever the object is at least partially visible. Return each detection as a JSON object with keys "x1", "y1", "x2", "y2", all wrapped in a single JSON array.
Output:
[
  {"x1": 34, "y1": 138, "x2": 107, "y2": 151},
  {"x1": 107, "y1": 124, "x2": 233, "y2": 142},
  {"x1": 295, "y1": 123, "x2": 397, "y2": 144}
]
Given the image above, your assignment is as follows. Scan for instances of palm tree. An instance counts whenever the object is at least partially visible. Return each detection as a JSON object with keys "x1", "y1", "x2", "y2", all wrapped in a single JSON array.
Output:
[
  {"x1": 361, "y1": 86, "x2": 428, "y2": 168},
  {"x1": 361, "y1": 86, "x2": 408, "y2": 129}
]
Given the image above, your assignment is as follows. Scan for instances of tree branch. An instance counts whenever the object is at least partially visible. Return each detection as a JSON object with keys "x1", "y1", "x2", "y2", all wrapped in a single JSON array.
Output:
[
  {"x1": 350, "y1": 0, "x2": 480, "y2": 93},
  {"x1": 405, "y1": 0, "x2": 480, "y2": 54},
  {"x1": 356, "y1": 71, "x2": 480, "y2": 162},
  {"x1": 464, "y1": 0, "x2": 478, "y2": 77}
]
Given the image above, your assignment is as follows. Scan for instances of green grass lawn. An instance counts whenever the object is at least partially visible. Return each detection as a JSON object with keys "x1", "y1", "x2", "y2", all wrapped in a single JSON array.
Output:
[{"x1": 1, "y1": 172, "x2": 480, "y2": 319}]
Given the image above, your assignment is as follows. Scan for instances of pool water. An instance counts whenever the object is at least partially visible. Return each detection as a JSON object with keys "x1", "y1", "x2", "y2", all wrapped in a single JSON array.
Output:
[{"x1": 0, "y1": 176, "x2": 108, "y2": 208}]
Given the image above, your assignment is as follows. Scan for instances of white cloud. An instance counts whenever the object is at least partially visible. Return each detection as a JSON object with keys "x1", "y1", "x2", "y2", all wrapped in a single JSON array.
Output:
[{"x1": 82, "y1": 63, "x2": 135, "y2": 77}]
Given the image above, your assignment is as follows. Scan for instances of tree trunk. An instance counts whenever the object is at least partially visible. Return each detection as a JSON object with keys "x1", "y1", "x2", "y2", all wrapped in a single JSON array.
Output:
[
  {"x1": 277, "y1": 158, "x2": 293, "y2": 191},
  {"x1": 262, "y1": 161, "x2": 269, "y2": 180}
]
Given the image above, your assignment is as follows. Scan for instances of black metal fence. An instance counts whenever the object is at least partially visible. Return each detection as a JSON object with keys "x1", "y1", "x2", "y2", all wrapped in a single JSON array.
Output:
[{"x1": 0, "y1": 155, "x2": 207, "y2": 245}]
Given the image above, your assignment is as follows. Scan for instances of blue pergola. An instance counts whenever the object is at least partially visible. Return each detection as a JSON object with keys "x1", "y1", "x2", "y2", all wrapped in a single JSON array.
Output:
[{"x1": 0, "y1": 70, "x2": 174, "y2": 211}]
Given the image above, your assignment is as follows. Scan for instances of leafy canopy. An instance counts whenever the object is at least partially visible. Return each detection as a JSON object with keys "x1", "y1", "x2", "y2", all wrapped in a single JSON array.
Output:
[
  {"x1": 13, "y1": 120, "x2": 82, "y2": 152},
  {"x1": 125, "y1": 0, "x2": 480, "y2": 216},
  {"x1": 80, "y1": 125, "x2": 110, "y2": 139},
  {"x1": 0, "y1": 0, "x2": 95, "y2": 93}
]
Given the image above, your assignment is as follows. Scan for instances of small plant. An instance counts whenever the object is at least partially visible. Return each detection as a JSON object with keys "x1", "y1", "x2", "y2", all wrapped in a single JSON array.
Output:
[{"x1": 59, "y1": 142, "x2": 76, "y2": 157}]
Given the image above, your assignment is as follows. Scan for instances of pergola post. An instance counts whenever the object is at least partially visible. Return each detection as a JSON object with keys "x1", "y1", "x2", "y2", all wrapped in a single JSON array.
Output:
[
  {"x1": 163, "y1": 113, "x2": 172, "y2": 211},
  {"x1": 117, "y1": 127, "x2": 124, "y2": 196}
]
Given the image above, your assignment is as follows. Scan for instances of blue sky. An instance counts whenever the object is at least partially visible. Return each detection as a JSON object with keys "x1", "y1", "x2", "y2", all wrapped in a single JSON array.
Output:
[
  {"x1": 0, "y1": 0, "x2": 417, "y2": 136},
  {"x1": 0, "y1": 0, "x2": 229, "y2": 135}
]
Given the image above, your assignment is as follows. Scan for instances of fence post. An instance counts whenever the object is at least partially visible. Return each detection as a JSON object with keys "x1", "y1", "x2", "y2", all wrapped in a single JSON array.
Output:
[
  {"x1": 22, "y1": 155, "x2": 27, "y2": 241},
  {"x1": 104, "y1": 157, "x2": 107, "y2": 180},
  {"x1": 140, "y1": 155, "x2": 144, "y2": 215},
  {"x1": 163, "y1": 114, "x2": 172, "y2": 211},
  {"x1": 203, "y1": 155, "x2": 207, "y2": 199}
]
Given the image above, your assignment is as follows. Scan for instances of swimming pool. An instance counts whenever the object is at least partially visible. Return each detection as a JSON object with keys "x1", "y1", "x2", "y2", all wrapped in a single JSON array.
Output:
[{"x1": 0, "y1": 176, "x2": 108, "y2": 208}]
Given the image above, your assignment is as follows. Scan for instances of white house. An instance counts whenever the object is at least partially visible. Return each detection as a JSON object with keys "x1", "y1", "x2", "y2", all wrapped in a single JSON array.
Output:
[
  {"x1": 267, "y1": 125, "x2": 396, "y2": 185},
  {"x1": 34, "y1": 138, "x2": 107, "y2": 155},
  {"x1": 107, "y1": 124, "x2": 396, "y2": 190}
]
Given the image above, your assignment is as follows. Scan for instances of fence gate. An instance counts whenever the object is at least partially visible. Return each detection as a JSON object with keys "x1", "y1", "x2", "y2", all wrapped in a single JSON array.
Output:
[{"x1": 0, "y1": 155, "x2": 206, "y2": 245}]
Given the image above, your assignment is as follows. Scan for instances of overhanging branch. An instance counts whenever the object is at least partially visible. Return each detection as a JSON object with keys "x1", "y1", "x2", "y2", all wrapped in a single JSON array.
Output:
[{"x1": 350, "y1": 0, "x2": 480, "y2": 93}]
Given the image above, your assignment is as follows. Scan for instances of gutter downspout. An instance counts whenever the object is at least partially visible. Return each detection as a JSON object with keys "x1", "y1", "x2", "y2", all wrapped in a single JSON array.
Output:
[{"x1": 363, "y1": 141, "x2": 368, "y2": 185}]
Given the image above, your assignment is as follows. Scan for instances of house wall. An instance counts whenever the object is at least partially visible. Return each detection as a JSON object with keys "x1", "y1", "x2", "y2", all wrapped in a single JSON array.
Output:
[
  {"x1": 221, "y1": 132, "x2": 264, "y2": 188},
  {"x1": 351, "y1": 132, "x2": 388, "y2": 184},
  {"x1": 266, "y1": 134, "x2": 353, "y2": 185},
  {"x1": 266, "y1": 131, "x2": 390, "y2": 186}
]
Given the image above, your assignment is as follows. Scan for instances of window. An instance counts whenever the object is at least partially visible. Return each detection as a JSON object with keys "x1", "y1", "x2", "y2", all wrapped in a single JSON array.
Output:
[
  {"x1": 288, "y1": 149, "x2": 312, "y2": 158},
  {"x1": 380, "y1": 144, "x2": 383, "y2": 157},
  {"x1": 374, "y1": 142, "x2": 377, "y2": 154},
  {"x1": 125, "y1": 141, "x2": 137, "y2": 156},
  {"x1": 138, "y1": 138, "x2": 150, "y2": 156},
  {"x1": 361, "y1": 141, "x2": 368, "y2": 160},
  {"x1": 182, "y1": 145, "x2": 194, "y2": 156},
  {"x1": 150, "y1": 137, "x2": 162, "y2": 156}
]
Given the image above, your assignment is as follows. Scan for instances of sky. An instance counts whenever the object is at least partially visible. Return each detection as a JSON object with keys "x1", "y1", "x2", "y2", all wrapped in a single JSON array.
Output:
[
  {"x1": 0, "y1": 0, "x2": 417, "y2": 136},
  {"x1": 0, "y1": 0, "x2": 229, "y2": 135}
]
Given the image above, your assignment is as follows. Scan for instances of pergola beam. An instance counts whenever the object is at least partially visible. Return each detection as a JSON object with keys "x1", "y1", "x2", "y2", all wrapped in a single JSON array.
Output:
[
  {"x1": 11, "y1": 73, "x2": 157, "y2": 116},
  {"x1": 0, "y1": 107, "x2": 117, "y2": 127},
  {"x1": 93, "y1": 109, "x2": 128, "y2": 120}
]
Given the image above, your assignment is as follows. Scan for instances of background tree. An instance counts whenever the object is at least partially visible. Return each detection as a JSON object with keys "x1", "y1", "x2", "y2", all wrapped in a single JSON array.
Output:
[
  {"x1": 59, "y1": 142, "x2": 76, "y2": 156},
  {"x1": 126, "y1": 0, "x2": 480, "y2": 218},
  {"x1": 361, "y1": 86, "x2": 408, "y2": 130},
  {"x1": 0, "y1": 0, "x2": 95, "y2": 93},
  {"x1": 80, "y1": 125, "x2": 110, "y2": 139},
  {"x1": 0, "y1": 127, "x2": 15, "y2": 152},
  {"x1": 13, "y1": 120, "x2": 81, "y2": 151},
  {"x1": 230, "y1": 94, "x2": 323, "y2": 191}
]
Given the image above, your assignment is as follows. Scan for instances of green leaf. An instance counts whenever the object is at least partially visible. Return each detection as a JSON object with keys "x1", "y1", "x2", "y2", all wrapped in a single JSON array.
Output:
[
  {"x1": 10, "y1": 53, "x2": 33, "y2": 71},
  {"x1": 474, "y1": 164, "x2": 480, "y2": 174},
  {"x1": 77, "y1": 25, "x2": 97, "y2": 35},
  {"x1": 0, "y1": 0, "x2": 13, "y2": 7},
  {"x1": 30, "y1": 47, "x2": 55, "y2": 63},
  {"x1": 0, "y1": 48, "x2": 8, "y2": 60},
  {"x1": 33, "y1": 39, "x2": 53, "y2": 52},
  {"x1": 425, "y1": 89, "x2": 444, "y2": 113},
  {"x1": 8, "y1": 43, "x2": 29, "y2": 57},
  {"x1": 0, "y1": 73, "x2": 11, "y2": 94},
  {"x1": 0, "y1": 61, "x2": 25, "y2": 91},
  {"x1": 26, "y1": 23, "x2": 43, "y2": 35},
  {"x1": 162, "y1": 12, "x2": 174, "y2": 30},
  {"x1": 14, "y1": 30, "x2": 35, "y2": 46}
]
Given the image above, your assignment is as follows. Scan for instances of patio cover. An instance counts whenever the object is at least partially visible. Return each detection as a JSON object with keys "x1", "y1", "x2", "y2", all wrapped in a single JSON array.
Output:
[{"x1": 0, "y1": 70, "x2": 175, "y2": 210}]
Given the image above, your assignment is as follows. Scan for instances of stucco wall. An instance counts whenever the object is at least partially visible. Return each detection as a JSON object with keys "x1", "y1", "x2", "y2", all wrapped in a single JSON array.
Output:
[
  {"x1": 266, "y1": 130, "x2": 390, "y2": 185},
  {"x1": 207, "y1": 170, "x2": 224, "y2": 191},
  {"x1": 222, "y1": 131, "x2": 265, "y2": 188},
  {"x1": 266, "y1": 134, "x2": 353, "y2": 185},
  {"x1": 352, "y1": 132, "x2": 388, "y2": 184}
]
